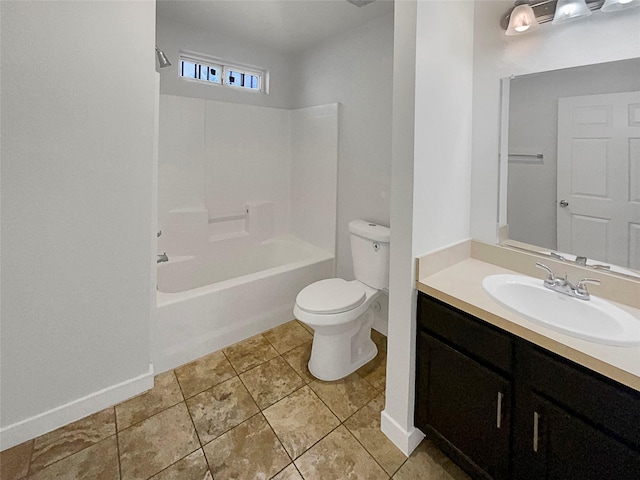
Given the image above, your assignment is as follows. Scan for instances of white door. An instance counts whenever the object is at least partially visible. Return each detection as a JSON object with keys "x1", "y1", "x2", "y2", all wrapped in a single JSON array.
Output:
[{"x1": 557, "y1": 91, "x2": 640, "y2": 269}]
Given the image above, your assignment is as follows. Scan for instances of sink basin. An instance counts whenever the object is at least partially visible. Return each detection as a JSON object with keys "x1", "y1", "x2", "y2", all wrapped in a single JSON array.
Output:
[{"x1": 482, "y1": 274, "x2": 640, "y2": 347}]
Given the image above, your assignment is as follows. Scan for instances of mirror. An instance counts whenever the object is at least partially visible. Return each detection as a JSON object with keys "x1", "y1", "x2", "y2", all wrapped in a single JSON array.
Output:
[{"x1": 501, "y1": 58, "x2": 640, "y2": 279}]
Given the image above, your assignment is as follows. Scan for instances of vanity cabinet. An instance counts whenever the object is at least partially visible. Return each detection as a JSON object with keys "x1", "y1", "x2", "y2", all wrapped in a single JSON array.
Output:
[
  {"x1": 416, "y1": 294, "x2": 513, "y2": 479},
  {"x1": 513, "y1": 342, "x2": 640, "y2": 480},
  {"x1": 415, "y1": 292, "x2": 640, "y2": 480}
]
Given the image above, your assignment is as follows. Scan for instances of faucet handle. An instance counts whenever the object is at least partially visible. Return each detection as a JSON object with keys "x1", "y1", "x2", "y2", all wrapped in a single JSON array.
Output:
[
  {"x1": 575, "y1": 278, "x2": 600, "y2": 298},
  {"x1": 535, "y1": 262, "x2": 556, "y2": 286}
]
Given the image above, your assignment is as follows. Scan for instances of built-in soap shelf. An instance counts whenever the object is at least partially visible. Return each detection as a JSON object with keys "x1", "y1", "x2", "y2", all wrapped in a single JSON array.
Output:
[
  {"x1": 208, "y1": 230, "x2": 250, "y2": 242},
  {"x1": 159, "y1": 201, "x2": 274, "y2": 256},
  {"x1": 208, "y1": 209, "x2": 248, "y2": 240}
]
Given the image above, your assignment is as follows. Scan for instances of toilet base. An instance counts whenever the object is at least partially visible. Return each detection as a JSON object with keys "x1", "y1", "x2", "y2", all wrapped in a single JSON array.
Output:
[{"x1": 306, "y1": 309, "x2": 378, "y2": 381}]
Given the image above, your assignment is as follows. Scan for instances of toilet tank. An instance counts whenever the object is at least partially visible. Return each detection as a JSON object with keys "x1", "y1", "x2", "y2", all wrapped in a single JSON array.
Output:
[{"x1": 348, "y1": 220, "x2": 390, "y2": 290}]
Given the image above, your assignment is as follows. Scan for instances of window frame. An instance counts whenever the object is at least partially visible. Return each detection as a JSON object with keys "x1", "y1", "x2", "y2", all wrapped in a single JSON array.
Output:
[{"x1": 179, "y1": 51, "x2": 269, "y2": 94}]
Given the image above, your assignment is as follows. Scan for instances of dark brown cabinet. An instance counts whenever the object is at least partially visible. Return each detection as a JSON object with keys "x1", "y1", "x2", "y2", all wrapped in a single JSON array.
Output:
[
  {"x1": 513, "y1": 392, "x2": 640, "y2": 479},
  {"x1": 416, "y1": 292, "x2": 640, "y2": 480},
  {"x1": 417, "y1": 332, "x2": 510, "y2": 479}
]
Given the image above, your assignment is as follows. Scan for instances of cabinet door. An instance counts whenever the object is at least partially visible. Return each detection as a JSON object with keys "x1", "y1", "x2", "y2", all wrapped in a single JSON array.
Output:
[
  {"x1": 416, "y1": 332, "x2": 511, "y2": 479},
  {"x1": 517, "y1": 393, "x2": 640, "y2": 480}
]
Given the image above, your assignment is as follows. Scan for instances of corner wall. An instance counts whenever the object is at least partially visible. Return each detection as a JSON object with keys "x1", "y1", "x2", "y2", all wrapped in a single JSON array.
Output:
[
  {"x1": 0, "y1": 1, "x2": 156, "y2": 448},
  {"x1": 290, "y1": 104, "x2": 339, "y2": 256},
  {"x1": 383, "y1": 0, "x2": 475, "y2": 455},
  {"x1": 290, "y1": 13, "x2": 394, "y2": 280}
]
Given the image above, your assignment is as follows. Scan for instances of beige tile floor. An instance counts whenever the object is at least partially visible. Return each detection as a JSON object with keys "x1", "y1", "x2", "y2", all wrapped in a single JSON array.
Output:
[{"x1": 1, "y1": 320, "x2": 470, "y2": 480}]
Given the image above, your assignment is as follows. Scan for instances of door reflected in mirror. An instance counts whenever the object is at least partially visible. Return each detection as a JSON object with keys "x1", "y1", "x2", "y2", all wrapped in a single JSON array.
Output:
[{"x1": 501, "y1": 58, "x2": 640, "y2": 278}]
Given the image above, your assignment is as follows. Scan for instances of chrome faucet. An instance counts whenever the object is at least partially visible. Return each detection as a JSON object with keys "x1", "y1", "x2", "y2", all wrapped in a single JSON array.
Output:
[
  {"x1": 535, "y1": 262, "x2": 600, "y2": 300},
  {"x1": 157, "y1": 252, "x2": 168, "y2": 263}
]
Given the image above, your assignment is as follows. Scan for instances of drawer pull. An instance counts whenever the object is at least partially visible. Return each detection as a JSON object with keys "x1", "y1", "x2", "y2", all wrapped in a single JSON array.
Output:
[
  {"x1": 533, "y1": 411, "x2": 540, "y2": 452},
  {"x1": 497, "y1": 392, "x2": 504, "y2": 429}
]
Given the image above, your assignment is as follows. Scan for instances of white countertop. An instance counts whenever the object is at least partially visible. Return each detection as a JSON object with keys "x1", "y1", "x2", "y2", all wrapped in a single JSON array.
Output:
[{"x1": 417, "y1": 257, "x2": 640, "y2": 393}]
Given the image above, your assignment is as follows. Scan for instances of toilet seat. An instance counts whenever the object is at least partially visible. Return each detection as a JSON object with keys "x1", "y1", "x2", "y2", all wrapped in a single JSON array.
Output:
[{"x1": 295, "y1": 278, "x2": 366, "y2": 314}]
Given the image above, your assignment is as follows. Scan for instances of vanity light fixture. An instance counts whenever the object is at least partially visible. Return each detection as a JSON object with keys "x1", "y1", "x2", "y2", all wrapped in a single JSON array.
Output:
[
  {"x1": 552, "y1": 0, "x2": 592, "y2": 24},
  {"x1": 501, "y1": 0, "x2": 636, "y2": 35},
  {"x1": 346, "y1": 0, "x2": 376, "y2": 6},
  {"x1": 506, "y1": 0, "x2": 541, "y2": 35},
  {"x1": 601, "y1": 0, "x2": 640, "y2": 11}
]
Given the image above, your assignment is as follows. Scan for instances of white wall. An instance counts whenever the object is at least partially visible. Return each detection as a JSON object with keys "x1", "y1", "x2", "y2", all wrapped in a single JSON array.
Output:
[
  {"x1": 290, "y1": 13, "x2": 394, "y2": 279},
  {"x1": 0, "y1": 1, "x2": 156, "y2": 448},
  {"x1": 471, "y1": 2, "x2": 640, "y2": 245},
  {"x1": 383, "y1": 0, "x2": 419, "y2": 455},
  {"x1": 290, "y1": 104, "x2": 339, "y2": 256},
  {"x1": 156, "y1": 15, "x2": 296, "y2": 109},
  {"x1": 507, "y1": 59, "x2": 640, "y2": 251},
  {"x1": 411, "y1": 1, "x2": 474, "y2": 256},
  {"x1": 383, "y1": 0, "x2": 475, "y2": 455}
]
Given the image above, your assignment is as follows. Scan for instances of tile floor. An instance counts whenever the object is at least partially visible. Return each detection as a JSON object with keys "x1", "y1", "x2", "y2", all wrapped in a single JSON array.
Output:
[{"x1": 1, "y1": 320, "x2": 470, "y2": 480}]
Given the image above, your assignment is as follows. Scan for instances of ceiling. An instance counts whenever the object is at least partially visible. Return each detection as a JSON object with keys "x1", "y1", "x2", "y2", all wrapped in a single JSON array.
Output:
[{"x1": 156, "y1": 0, "x2": 395, "y2": 54}]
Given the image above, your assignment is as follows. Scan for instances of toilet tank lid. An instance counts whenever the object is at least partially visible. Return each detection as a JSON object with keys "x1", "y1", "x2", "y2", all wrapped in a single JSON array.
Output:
[{"x1": 348, "y1": 220, "x2": 390, "y2": 242}]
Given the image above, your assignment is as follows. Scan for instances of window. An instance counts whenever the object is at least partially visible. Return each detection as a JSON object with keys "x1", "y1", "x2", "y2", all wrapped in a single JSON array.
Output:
[
  {"x1": 179, "y1": 51, "x2": 267, "y2": 94},
  {"x1": 181, "y1": 61, "x2": 222, "y2": 84}
]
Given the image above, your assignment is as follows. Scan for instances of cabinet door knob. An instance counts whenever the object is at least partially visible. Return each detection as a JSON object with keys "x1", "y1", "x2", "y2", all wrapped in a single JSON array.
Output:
[
  {"x1": 533, "y1": 411, "x2": 541, "y2": 452},
  {"x1": 496, "y1": 392, "x2": 504, "y2": 429}
]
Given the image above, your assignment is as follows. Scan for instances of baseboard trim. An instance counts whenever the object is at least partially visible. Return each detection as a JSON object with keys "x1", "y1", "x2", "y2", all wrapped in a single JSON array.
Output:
[
  {"x1": 380, "y1": 409, "x2": 425, "y2": 456},
  {"x1": 0, "y1": 364, "x2": 154, "y2": 451}
]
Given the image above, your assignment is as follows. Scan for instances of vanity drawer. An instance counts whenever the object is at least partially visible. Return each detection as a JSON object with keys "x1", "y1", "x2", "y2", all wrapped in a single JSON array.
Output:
[
  {"x1": 418, "y1": 293, "x2": 513, "y2": 375},
  {"x1": 519, "y1": 342, "x2": 640, "y2": 450}
]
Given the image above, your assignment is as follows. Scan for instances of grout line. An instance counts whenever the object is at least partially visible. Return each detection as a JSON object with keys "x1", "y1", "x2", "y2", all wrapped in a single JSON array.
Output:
[
  {"x1": 26, "y1": 408, "x2": 118, "y2": 478},
  {"x1": 195, "y1": 379, "x2": 261, "y2": 449},
  {"x1": 220, "y1": 348, "x2": 241, "y2": 376},
  {"x1": 292, "y1": 462, "x2": 306, "y2": 479},
  {"x1": 261, "y1": 410, "x2": 294, "y2": 464},
  {"x1": 114, "y1": 407, "x2": 123, "y2": 480},
  {"x1": 293, "y1": 422, "x2": 344, "y2": 464},
  {"x1": 184, "y1": 399, "x2": 205, "y2": 449},
  {"x1": 27, "y1": 431, "x2": 119, "y2": 478},
  {"x1": 342, "y1": 425, "x2": 392, "y2": 479}
]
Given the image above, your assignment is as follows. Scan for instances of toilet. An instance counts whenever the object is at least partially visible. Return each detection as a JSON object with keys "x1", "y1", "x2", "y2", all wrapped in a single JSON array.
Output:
[{"x1": 293, "y1": 220, "x2": 390, "y2": 381}]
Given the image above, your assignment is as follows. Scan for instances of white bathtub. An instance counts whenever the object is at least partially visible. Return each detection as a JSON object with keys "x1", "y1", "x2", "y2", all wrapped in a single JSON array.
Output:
[{"x1": 153, "y1": 236, "x2": 334, "y2": 373}]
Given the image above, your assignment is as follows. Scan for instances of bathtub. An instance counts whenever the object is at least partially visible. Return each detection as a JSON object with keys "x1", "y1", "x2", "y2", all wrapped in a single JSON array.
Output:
[{"x1": 153, "y1": 235, "x2": 334, "y2": 373}]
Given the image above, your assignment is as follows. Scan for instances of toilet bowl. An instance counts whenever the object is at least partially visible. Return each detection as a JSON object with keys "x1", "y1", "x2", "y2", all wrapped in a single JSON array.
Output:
[{"x1": 294, "y1": 220, "x2": 390, "y2": 381}]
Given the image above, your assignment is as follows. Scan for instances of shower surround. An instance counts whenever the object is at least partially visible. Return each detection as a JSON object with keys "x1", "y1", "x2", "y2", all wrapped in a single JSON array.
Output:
[{"x1": 154, "y1": 96, "x2": 338, "y2": 372}]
